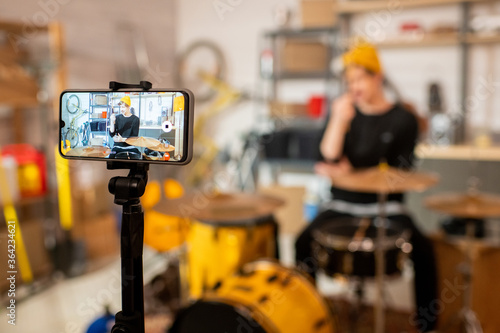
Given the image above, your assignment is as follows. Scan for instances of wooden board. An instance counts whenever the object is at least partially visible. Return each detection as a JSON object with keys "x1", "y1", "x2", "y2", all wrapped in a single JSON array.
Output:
[
  {"x1": 431, "y1": 234, "x2": 500, "y2": 332},
  {"x1": 337, "y1": 0, "x2": 493, "y2": 14}
]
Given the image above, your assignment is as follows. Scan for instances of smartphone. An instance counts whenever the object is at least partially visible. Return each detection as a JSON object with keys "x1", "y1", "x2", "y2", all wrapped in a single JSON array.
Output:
[{"x1": 59, "y1": 89, "x2": 194, "y2": 165}]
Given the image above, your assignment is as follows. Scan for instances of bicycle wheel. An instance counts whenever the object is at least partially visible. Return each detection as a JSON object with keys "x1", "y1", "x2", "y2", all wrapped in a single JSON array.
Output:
[
  {"x1": 66, "y1": 94, "x2": 80, "y2": 114},
  {"x1": 65, "y1": 128, "x2": 79, "y2": 148}
]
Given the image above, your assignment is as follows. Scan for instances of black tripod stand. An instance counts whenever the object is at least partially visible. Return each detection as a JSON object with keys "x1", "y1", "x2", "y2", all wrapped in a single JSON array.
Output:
[
  {"x1": 108, "y1": 161, "x2": 149, "y2": 333},
  {"x1": 107, "y1": 80, "x2": 153, "y2": 333}
]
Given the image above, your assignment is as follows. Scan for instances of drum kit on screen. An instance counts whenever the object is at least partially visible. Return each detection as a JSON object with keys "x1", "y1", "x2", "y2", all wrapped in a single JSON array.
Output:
[
  {"x1": 146, "y1": 163, "x2": 500, "y2": 333},
  {"x1": 65, "y1": 136, "x2": 175, "y2": 160}
]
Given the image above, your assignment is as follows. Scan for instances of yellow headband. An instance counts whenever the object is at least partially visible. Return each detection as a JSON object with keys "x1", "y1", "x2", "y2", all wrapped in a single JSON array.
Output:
[{"x1": 343, "y1": 41, "x2": 382, "y2": 74}]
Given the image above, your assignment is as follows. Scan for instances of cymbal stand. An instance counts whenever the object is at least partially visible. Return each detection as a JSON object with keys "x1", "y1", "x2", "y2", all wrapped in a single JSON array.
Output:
[
  {"x1": 374, "y1": 191, "x2": 388, "y2": 333},
  {"x1": 444, "y1": 220, "x2": 483, "y2": 333}
]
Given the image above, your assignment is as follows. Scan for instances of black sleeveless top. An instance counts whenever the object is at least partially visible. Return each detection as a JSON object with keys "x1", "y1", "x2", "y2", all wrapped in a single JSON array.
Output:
[{"x1": 330, "y1": 103, "x2": 419, "y2": 204}]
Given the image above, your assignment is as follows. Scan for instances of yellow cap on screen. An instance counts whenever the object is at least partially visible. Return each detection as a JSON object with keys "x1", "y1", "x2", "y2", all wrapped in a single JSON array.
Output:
[
  {"x1": 343, "y1": 41, "x2": 383, "y2": 74},
  {"x1": 120, "y1": 95, "x2": 131, "y2": 106}
]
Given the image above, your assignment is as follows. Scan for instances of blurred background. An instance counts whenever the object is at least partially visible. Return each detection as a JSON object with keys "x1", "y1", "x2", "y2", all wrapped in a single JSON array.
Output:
[{"x1": 1, "y1": 0, "x2": 500, "y2": 332}]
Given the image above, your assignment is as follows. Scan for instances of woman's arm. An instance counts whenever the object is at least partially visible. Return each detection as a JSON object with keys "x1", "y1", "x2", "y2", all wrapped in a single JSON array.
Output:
[
  {"x1": 109, "y1": 114, "x2": 117, "y2": 136},
  {"x1": 320, "y1": 94, "x2": 356, "y2": 161},
  {"x1": 130, "y1": 116, "x2": 140, "y2": 137}
]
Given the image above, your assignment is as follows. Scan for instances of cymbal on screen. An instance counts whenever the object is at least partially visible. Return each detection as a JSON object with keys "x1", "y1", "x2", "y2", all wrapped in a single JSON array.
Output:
[
  {"x1": 150, "y1": 143, "x2": 175, "y2": 152},
  {"x1": 125, "y1": 136, "x2": 162, "y2": 148},
  {"x1": 330, "y1": 165, "x2": 439, "y2": 194},
  {"x1": 65, "y1": 146, "x2": 111, "y2": 157}
]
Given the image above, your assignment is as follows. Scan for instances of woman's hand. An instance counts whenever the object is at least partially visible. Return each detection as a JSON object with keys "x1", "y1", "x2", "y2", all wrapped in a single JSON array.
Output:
[
  {"x1": 320, "y1": 94, "x2": 356, "y2": 160},
  {"x1": 332, "y1": 94, "x2": 356, "y2": 126},
  {"x1": 314, "y1": 157, "x2": 352, "y2": 179},
  {"x1": 113, "y1": 134, "x2": 125, "y2": 143}
]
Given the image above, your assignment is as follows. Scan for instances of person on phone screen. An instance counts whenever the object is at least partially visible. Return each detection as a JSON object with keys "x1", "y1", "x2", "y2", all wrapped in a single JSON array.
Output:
[
  {"x1": 109, "y1": 95, "x2": 141, "y2": 159},
  {"x1": 294, "y1": 41, "x2": 438, "y2": 333}
]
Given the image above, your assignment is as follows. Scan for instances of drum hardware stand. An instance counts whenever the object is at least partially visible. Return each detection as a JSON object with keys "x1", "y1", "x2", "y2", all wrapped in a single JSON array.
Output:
[
  {"x1": 347, "y1": 277, "x2": 366, "y2": 333},
  {"x1": 443, "y1": 221, "x2": 483, "y2": 333},
  {"x1": 107, "y1": 161, "x2": 149, "y2": 333},
  {"x1": 374, "y1": 191, "x2": 388, "y2": 333},
  {"x1": 106, "y1": 80, "x2": 153, "y2": 333}
]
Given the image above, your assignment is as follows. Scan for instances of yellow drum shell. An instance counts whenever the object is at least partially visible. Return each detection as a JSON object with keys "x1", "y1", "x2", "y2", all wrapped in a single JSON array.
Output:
[
  {"x1": 144, "y1": 210, "x2": 189, "y2": 252},
  {"x1": 187, "y1": 217, "x2": 276, "y2": 298},
  {"x1": 204, "y1": 260, "x2": 336, "y2": 333}
]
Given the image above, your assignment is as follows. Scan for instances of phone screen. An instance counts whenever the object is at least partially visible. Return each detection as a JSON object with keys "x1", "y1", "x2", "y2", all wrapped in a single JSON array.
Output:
[{"x1": 59, "y1": 89, "x2": 193, "y2": 164}]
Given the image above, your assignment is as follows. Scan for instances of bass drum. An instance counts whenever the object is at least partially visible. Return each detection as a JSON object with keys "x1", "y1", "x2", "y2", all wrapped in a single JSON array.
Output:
[
  {"x1": 170, "y1": 260, "x2": 336, "y2": 333},
  {"x1": 187, "y1": 215, "x2": 277, "y2": 298}
]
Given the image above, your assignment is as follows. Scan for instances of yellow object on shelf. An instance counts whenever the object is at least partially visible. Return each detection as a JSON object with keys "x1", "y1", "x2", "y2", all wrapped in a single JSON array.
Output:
[
  {"x1": 55, "y1": 143, "x2": 73, "y2": 230},
  {"x1": 173, "y1": 95, "x2": 184, "y2": 112},
  {"x1": 0, "y1": 153, "x2": 33, "y2": 283}
]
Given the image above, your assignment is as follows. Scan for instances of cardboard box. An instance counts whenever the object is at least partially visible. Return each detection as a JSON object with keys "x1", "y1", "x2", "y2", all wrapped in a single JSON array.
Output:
[
  {"x1": 301, "y1": 0, "x2": 337, "y2": 28},
  {"x1": 269, "y1": 101, "x2": 308, "y2": 118},
  {"x1": 0, "y1": 220, "x2": 52, "y2": 292},
  {"x1": 281, "y1": 41, "x2": 329, "y2": 73},
  {"x1": 258, "y1": 186, "x2": 307, "y2": 235},
  {"x1": 78, "y1": 213, "x2": 119, "y2": 259}
]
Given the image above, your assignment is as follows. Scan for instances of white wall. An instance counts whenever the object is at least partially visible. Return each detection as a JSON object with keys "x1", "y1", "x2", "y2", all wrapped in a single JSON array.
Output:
[
  {"x1": 0, "y1": 0, "x2": 177, "y2": 88},
  {"x1": 177, "y1": 1, "x2": 500, "y2": 145},
  {"x1": 1, "y1": 0, "x2": 177, "y2": 187},
  {"x1": 176, "y1": 0, "x2": 303, "y2": 151}
]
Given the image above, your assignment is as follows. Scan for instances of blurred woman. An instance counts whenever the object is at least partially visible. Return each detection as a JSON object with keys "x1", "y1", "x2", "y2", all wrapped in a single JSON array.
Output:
[
  {"x1": 295, "y1": 41, "x2": 438, "y2": 333},
  {"x1": 109, "y1": 95, "x2": 141, "y2": 159}
]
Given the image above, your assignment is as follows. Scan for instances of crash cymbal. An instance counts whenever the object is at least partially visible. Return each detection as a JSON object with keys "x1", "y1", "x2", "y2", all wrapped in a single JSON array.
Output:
[
  {"x1": 153, "y1": 192, "x2": 285, "y2": 223},
  {"x1": 331, "y1": 165, "x2": 439, "y2": 194},
  {"x1": 65, "y1": 146, "x2": 111, "y2": 157},
  {"x1": 125, "y1": 137, "x2": 161, "y2": 148},
  {"x1": 425, "y1": 192, "x2": 500, "y2": 218},
  {"x1": 150, "y1": 143, "x2": 175, "y2": 152}
]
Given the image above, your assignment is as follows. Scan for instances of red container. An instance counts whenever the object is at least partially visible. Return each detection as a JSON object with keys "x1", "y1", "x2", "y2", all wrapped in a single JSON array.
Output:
[
  {"x1": 1, "y1": 144, "x2": 47, "y2": 198},
  {"x1": 308, "y1": 95, "x2": 326, "y2": 118}
]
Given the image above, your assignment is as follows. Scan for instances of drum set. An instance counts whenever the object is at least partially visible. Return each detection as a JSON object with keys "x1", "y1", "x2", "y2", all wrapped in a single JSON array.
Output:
[{"x1": 143, "y1": 163, "x2": 500, "y2": 333}]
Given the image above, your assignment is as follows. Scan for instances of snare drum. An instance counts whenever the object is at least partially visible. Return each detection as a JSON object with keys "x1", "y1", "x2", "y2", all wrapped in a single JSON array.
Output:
[
  {"x1": 170, "y1": 260, "x2": 336, "y2": 333},
  {"x1": 312, "y1": 217, "x2": 411, "y2": 277},
  {"x1": 187, "y1": 216, "x2": 277, "y2": 298}
]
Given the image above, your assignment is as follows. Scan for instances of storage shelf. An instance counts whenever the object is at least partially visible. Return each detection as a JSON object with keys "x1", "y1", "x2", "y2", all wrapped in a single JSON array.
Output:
[
  {"x1": 416, "y1": 144, "x2": 500, "y2": 161},
  {"x1": 264, "y1": 27, "x2": 338, "y2": 38},
  {"x1": 465, "y1": 33, "x2": 500, "y2": 44},
  {"x1": 337, "y1": 0, "x2": 493, "y2": 14},
  {"x1": 271, "y1": 71, "x2": 335, "y2": 80},
  {"x1": 375, "y1": 33, "x2": 459, "y2": 48},
  {"x1": 373, "y1": 33, "x2": 500, "y2": 48}
]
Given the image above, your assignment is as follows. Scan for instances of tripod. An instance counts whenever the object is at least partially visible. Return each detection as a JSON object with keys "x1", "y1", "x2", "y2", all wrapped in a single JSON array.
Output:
[
  {"x1": 107, "y1": 80, "x2": 153, "y2": 333},
  {"x1": 108, "y1": 161, "x2": 149, "y2": 333}
]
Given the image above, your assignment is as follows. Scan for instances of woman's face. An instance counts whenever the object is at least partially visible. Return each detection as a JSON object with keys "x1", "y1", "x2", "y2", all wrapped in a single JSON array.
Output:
[
  {"x1": 120, "y1": 103, "x2": 129, "y2": 115},
  {"x1": 345, "y1": 66, "x2": 383, "y2": 105}
]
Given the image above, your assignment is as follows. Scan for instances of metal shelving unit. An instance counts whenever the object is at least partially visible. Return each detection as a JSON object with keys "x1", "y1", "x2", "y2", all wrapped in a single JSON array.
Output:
[
  {"x1": 337, "y1": 0, "x2": 500, "y2": 143},
  {"x1": 88, "y1": 92, "x2": 110, "y2": 146},
  {"x1": 262, "y1": 27, "x2": 340, "y2": 112}
]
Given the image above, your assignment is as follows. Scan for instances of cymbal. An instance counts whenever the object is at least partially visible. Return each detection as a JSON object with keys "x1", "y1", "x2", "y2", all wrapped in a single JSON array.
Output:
[
  {"x1": 331, "y1": 165, "x2": 439, "y2": 194},
  {"x1": 65, "y1": 146, "x2": 111, "y2": 157},
  {"x1": 150, "y1": 143, "x2": 175, "y2": 152},
  {"x1": 125, "y1": 137, "x2": 161, "y2": 148},
  {"x1": 153, "y1": 192, "x2": 285, "y2": 223},
  {"x1": 425, "y1": 192, "x2": 500, "y2": 218}
]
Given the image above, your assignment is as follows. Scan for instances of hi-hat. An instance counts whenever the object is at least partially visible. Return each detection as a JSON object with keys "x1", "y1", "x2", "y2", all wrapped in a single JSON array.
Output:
[
  {"x1": 425, "y1": 191, "x2": 500, "y2": 218},
  {"x1": 150, "y1": 143, "x2": 175, "y2": 152},
  {"x1": 125, "y1": 137, "x2": 161, "y2": 148},
  {"x1": 331, "y1": 165, "x2": 439, "y2": 194},
  {"x1": 153, "y1": 192, "x2": 285, "y2": 223},
  {"x1": 65, "y1": 146, "x2": 111, "y2": 157}
]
